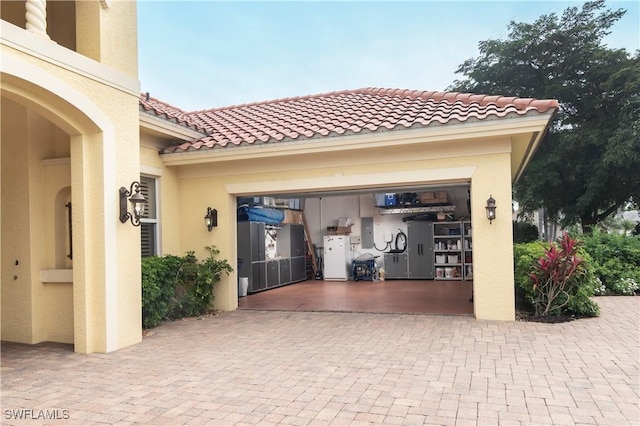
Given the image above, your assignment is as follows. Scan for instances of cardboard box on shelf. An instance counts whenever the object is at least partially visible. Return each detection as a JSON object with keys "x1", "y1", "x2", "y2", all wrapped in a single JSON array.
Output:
[
  {"x1": 291, "y1": 210, "x2": 303, "y2": 224},
  {"x1": 421, "y1": 192, "x2": 435, "y2": 200},
  {"x1": 419, "y1": 191, "x2": 448, "y2": 204},
  {"x1": 326, "y1": 225, "x2": 353, "y2": 235},
  {"x1": 282, "y1": 210, "x2": 292, "y2": 224},
  {"x1": 282, "y1": 209, "x2": 304, "y2": 225},
  {"x1": 276, "y1": 198, "x2": 302, "y2": 210}
]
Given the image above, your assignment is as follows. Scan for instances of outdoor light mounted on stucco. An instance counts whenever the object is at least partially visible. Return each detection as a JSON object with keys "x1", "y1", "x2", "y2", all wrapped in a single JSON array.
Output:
[
  {"x1": 119, "y1": 181, "x2": 146, "y2": 226},
  {"x1": 486, "y1": 195, "x2": 496, "y2": 224},
  {"x1": 205, "y1": 207, "x2": 218, "y2": 231}
]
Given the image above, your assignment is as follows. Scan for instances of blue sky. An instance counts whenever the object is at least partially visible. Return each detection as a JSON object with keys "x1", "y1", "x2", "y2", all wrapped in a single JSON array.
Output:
[{"x1": 138, "y1": 1, "x2": 640, "y2": 111}]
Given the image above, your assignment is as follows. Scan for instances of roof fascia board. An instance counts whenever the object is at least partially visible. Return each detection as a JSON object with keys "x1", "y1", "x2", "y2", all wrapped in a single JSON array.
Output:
[
  {"x1": 161, "y1": 112, "x2": 555, "y2": 167},
  {"x1": 139, "y1": 111, "x2": 205, "y2": 141},
  {"x1": 514, "y1": 131, "x2": 542, "y2": 182}
]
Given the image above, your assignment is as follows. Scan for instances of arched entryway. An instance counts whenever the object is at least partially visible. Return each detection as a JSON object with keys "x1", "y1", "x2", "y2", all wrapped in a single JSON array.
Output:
[{"x1": 1, "y1": 53, "x2": 141, "y2": 353}]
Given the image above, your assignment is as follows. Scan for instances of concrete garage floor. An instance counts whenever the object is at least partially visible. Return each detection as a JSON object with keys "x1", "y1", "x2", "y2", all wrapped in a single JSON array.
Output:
[
  {"x1": 1, "y1": 297, "x2": 638, "y2": 425},
  {"x1": 237, "y1": 280, "x2": 475, "y2": 315}
]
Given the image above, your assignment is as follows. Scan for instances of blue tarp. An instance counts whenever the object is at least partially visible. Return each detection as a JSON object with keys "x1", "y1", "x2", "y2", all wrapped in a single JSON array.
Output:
[{"x1": 237, "y1": 206, "x2": 285, "y2": 225}]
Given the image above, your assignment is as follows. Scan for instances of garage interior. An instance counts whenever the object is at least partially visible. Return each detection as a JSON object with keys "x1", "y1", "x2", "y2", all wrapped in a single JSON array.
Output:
[{"x1": 236, "y1": 184, "x2": 475, "y2": 315}]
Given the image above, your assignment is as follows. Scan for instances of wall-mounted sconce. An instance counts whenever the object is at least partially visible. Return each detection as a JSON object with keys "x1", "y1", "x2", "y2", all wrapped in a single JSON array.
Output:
[
  {"x1": 205, "y1": 207, "x2": 217, "y2": 231},
  {"x1": 485, "y1": 195, "x2": 497, "y2": 224},
  {"x1": 119, "y1": 181, "x2": 146, "y2": 226}
]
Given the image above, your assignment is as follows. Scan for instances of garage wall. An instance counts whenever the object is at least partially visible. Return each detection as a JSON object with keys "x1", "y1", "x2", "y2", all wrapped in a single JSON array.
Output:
[
  {"x1": 166, "y1": 134, "x2": 515, "y2": 320},
  {"x1": 469, "y1": 151, "x2": 515, "y2": 321},
  {"x1": 304, "y1": 194, "x2": 436, "y2": 261}
]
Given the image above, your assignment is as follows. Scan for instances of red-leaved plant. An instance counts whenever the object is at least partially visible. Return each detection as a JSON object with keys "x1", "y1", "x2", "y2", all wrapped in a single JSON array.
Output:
[{"x1": 530, "y1": 232, "x2": 585, "y2": 316}]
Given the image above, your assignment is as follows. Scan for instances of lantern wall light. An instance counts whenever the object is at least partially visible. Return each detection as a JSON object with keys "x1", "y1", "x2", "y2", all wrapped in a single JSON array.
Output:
[
  {"x1": 119, "y1": 181, "x2": 146, "y2": 226},
  {"x1": 485, "y1": 195, "x2": 497, "y2": 224},
  {"x1": 205, "y1": 207, "x2": 217, "y2": 231}
]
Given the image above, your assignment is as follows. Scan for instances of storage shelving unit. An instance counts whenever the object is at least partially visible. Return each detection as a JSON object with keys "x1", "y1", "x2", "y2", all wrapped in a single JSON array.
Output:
[
  {"x1": 463, "y1": 221, "x2": 473, "y2": 280},
  {"x1": 378, "y1": 205, "x2": 456, "y2": 215},
  {"x1": 433, "y1": 221, "x2": 465, "y2": 280}
]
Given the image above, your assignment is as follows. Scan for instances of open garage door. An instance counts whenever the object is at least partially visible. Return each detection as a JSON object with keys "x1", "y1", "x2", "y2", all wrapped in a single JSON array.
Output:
[{"x1": 236, "y1": 184, "x2": 474, "y2": 315}]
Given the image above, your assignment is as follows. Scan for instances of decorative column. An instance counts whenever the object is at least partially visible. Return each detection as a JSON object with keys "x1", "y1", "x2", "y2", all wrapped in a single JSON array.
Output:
[{"x1": 25, "y1": 0, "x2": 50, "y2": 39}]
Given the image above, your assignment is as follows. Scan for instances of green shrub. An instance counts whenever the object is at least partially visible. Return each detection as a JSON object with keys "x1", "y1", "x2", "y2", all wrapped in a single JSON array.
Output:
[
  {"x1": 141, "y1": 247, "x2": 233, "y2": 329},
  {"x1": 565, "y1": 250, "x2": 600, "y2": 317},
  {"x1": 608, "y1": 276, "x2": 639, "y2": 296},
  {"x1": 141, "y1": 255, "x2": 178, "y2": 329},
  {"x1": 581, "y1": 231, "x2": 640, "y2": 295},
  {"x1": 513, "y1": 221, "x2": 540, "y2": 243},
  {"x1": 529, "y1": 232, "x2": 585, "y2": 316},
  {"x1": 513, "y1": 240, "x2": 547, "y2": 308},
  {"x1": 514, "y1": 233, "x2": 599, "y2": 318}
]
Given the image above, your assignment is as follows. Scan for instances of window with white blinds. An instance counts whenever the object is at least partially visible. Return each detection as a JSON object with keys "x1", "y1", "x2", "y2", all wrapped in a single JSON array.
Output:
[{"x1": 139, "y1": 176, "x2": 158, "y2": 258}]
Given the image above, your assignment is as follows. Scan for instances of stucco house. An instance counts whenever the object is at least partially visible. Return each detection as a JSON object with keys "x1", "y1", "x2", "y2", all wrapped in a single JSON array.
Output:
[{"x1": 1, "y1": 1, "x2": 558, "y2": 354}]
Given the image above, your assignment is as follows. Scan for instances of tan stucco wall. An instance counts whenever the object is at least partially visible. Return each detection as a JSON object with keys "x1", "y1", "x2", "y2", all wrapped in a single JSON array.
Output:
[
  {"x1": 469, "y1": 152, "x2": 516, "y2": 320},
  {"x1": 175, "y1": 176, "x2": 238, "y2": 311},
  {"x1": 139, "y1": 137, "x2": 182, "y2": 256},
  {"x1": 163, "y1": 134, "x2": 517, "y2": 320},
  {"x1": 1, "y1": 100, "x2": 75, "y2": 344},
  {"x1": 1, "y1": 0, "x2": 141, "y2": 353},
  {"x1": 1, "y1": 99, "x2": 33, "y2": 343},
  {"x1": 75, "y1": 0, "x2": 138, "y2": 78},
  {"x1": 28, "y1": 110, "x2": 73, "y2": 343}
]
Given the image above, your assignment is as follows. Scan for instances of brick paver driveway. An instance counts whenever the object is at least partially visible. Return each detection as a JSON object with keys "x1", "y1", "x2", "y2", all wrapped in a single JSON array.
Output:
[{"x1": 1, "y1": 297, "x2": 638, "y2": 425}]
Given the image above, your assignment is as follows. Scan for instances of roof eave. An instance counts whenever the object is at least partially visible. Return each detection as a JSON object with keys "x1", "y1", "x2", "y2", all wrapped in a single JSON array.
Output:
[
  {"x1": 512, "y1": 108, "x2": 558, "y2": 183},
  {"x1": 160, "y1": 112, "x2": 556, "y2": 167},
  {"x1": 139, "y1": 111, "x2": 206, "y2": 141}
]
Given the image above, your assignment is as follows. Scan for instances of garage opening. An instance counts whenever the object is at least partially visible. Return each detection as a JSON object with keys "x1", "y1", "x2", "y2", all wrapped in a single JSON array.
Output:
[{"x1": 236, "y1": 184, "x2": 474, "y2": 315}]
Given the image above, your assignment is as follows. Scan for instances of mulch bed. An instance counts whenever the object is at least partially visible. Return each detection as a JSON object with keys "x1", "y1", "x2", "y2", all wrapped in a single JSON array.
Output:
[{"x1": 515, "y1": 308, "x2": 588, "y2": 323}]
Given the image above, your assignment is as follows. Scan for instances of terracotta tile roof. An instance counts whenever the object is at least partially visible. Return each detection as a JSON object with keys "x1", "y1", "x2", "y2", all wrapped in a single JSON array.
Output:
[
  {"x1": 147, "y1": 88, "x2": 558, "y2": 154},
  {"x1": 139, "y1": 93, "x2": 205, "y2": 133}
]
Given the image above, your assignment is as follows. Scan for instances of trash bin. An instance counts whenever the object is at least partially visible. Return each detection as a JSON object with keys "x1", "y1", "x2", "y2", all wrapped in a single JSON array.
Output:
[
  {"x1": 237, "y1": 258, "x2": 247, "y2": 297},
  {"x1": 238, "y1": 277, "x2": 248, "y2": 297}
]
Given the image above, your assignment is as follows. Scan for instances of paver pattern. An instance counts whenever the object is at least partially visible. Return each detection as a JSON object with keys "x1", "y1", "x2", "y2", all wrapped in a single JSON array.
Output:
[{"x1": 1, "y1": 297, "x2": 638, "y2": 425}]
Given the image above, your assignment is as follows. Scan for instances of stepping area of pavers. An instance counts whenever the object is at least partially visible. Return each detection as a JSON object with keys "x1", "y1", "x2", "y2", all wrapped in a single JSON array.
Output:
[{"x1": 1, "y1": 297, "x2": 638, "y2": 425}]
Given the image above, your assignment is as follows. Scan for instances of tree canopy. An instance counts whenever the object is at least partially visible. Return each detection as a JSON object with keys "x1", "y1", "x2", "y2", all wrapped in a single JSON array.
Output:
[{"x1": 450, "y1": 0, "x2": 639, "y2": 232}]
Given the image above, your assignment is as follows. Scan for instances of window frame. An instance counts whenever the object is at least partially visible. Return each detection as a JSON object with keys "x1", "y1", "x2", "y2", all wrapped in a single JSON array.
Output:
[{"x1": 139, "y1": 174, "x2": 160, "y2": 257}]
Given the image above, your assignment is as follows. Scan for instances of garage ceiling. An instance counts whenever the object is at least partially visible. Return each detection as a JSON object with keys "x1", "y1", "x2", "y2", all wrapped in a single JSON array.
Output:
[{"x1": 260, "y1": 183, "x2": 471, "y2": 219}]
